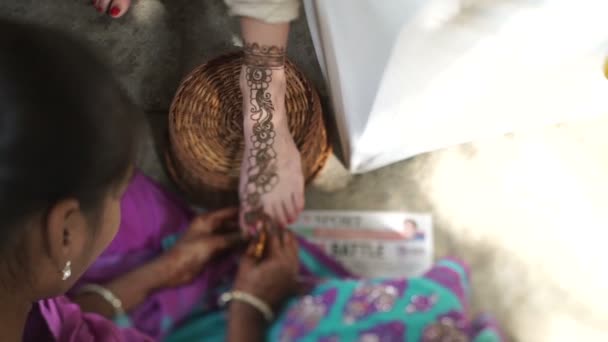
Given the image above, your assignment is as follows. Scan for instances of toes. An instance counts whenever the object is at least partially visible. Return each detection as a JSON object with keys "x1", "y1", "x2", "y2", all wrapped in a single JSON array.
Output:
[
  {"x1": 282, "y1": 197, "x2": 296, "y2": 225},
  {"x1": 108, "y1": 0, "x2": 131, "y2": 18},
  {"x1": 93, "y1": 0, "x2": 131, "y2": 18},
  {"x1": 92, "y1": 0, "x2": 102, "y2": 13},
  {"x1": 95, "y1": 0, "x2": 112, "y2": 13},
  {"x1": 238, "y1": 210, "x2": 248, "y2": 233},
  {"x1": 292, "y1": 191, "x2": 305, "y2": 215},
  {"x1": 272, "y1": 204, "x2": 288, "y2": 228},
  {"x1": 239, "y1": 208, "x2": 257, "y2": 236}
]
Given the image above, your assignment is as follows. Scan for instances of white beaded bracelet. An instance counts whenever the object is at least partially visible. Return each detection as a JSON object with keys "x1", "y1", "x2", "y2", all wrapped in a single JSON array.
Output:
[
  {"x1": 218, "y1": 290, "x2": 274, "y2": 322},
  {"x1": 77, "y1": 284, "x2": 126, "y2": 317}
]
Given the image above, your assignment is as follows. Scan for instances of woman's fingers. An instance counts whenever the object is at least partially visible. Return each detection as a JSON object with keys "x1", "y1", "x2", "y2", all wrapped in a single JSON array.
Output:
[
  {"x1": 220, "y1": 220, "x2": 241, "y2": 233},
  {"x1": 265, "y1": 229, "x2": 297, "y2": 263},
  {"x1": 285, "y1": 231, "x2": 299, "y2": 262},
  {"x1": 206, "y1": 207, "x2": 239, "y2": 231},
  {"x1": 239, "y1": 240, "x2": 260, "y2": 269},
  {"x1": 281, "y1": 231, "x2": 299, "y2": 271},
  {"x1": 266, "y1": 232, "x2": 285, "y2": 260},
  {"x1": 239, "y1": 209, "x2": 251, "y2": 234},
  {"x1": 187, "y1": 208, "x2": 239, "y2": 236},
  {"x1": 207, "y1": 207, "x2": 239, "y2": 222},
  {"x1": 185, "y1": 215, "x2": 209, "y2": 235},
  {"x1": 203, "y1": 232, "x2": 246, "y2": 256}
]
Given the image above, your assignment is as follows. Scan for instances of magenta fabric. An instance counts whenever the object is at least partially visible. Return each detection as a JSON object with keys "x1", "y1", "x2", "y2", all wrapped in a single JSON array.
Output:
[
  {"x1": 28, "y1": 170, "x2": 498, "y2": 342},
  {"x1": 69, "y1": 171, "x2": 205, "y2": 340},
  {"x1": 26, "y1": 170, "x2": 207, "y2": 341},
  {"x1": 33, "y1": 296, "x2": 153, "y2": 342},
  {"x1": 28, "y1": 170, "x2": 350, "y2": 341}
]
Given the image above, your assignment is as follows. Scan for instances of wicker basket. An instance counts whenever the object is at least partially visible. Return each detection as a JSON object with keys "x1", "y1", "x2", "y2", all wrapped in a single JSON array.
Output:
[{"x1": 166, "y1": 52, "x2": 331, "y2": 208}]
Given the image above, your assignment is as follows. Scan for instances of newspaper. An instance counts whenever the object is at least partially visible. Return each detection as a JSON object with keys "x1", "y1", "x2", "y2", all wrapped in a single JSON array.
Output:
[{"x1": 291, "y1": 210, "x2": 433, "y2": 278}]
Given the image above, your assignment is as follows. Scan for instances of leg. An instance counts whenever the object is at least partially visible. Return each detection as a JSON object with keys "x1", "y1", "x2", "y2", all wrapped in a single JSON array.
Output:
[
  {"x1": 92, "y1": 0, "x2": 132, "y2": 18},
  {"x1": 238, "y1": 17, "x2": 305, "y2": 231}
]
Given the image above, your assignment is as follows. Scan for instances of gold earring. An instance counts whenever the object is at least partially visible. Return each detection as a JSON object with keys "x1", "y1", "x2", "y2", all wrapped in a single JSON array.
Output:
[{"x1": 61, "y1": 261, "x2": 72, "y2": 281}]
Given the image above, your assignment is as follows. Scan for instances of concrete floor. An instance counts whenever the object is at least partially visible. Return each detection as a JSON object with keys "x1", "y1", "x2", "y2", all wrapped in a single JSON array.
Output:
[{"x1": 3, "y1": 1, "x2": 608, "y2": 341}]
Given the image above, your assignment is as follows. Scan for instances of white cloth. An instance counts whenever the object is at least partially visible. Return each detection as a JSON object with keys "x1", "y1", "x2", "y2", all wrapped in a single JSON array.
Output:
[
  {"x1": 305, "y1": 0, "x2": 608, "y2": 173},
  {"x1": 224, "y1": 0, "x2": 300, "y2": 23}
]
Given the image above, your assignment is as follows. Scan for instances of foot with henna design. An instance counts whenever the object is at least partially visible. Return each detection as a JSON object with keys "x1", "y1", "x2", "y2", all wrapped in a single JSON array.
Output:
[
  {"x1": 91, "y1": 0, "x2": 131, "y2": 18},
  {"x1": 239, "y1": 43, "x2": 305, "y2": 233}
]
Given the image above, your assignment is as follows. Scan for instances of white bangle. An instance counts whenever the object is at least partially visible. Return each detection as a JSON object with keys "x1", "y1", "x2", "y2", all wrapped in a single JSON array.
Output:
[
  {"x1": 218, "y1": 290, "x2": 274, "y2": 322},
  {"x1": 77, "y1": 284, "x2": 126, "y2": 317}
]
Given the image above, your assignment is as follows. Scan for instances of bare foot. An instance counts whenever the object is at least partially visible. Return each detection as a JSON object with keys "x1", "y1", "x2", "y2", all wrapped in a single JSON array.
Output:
[
  {"x1": 92, "y1": 0, "x2": 132, "y2": 18},
  {"x1": 239, "y1": 44, "x2": 305, "y2": 232}
]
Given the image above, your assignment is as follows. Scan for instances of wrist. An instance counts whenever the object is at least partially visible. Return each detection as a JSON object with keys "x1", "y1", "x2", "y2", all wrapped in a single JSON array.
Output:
[
  {"x1": 139, "y1": 257, "x2": 172, "y2": 292},
  {"x1": 73, "y1": 292, "x2": 115, "y2": 318},
  {"x1": 229, "y1": 300, "x2": 267, "y2": 325}
]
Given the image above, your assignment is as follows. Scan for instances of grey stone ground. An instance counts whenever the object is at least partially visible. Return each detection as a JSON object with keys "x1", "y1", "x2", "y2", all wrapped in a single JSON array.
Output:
[{"x1": 3, "y1": 1, "x2": 608, "y2": 340}]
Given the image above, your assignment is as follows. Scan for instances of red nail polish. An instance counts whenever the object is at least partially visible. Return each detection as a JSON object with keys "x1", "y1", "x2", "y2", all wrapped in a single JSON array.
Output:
[
  {"x1": 110, "y1": 6, "x2": 120, "y2": 17},
  {"x1": 96, "y1": 6, "x2": 103, "y2": 13}
]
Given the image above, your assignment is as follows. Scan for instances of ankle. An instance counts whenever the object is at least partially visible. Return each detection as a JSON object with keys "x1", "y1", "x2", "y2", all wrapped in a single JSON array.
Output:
[
  {"x1": 239, "y1": 65, "x2": 286, "y2": 93},
  {"x1": 240, "y1": 65, "x2": 288, "y2": 128},
  {"x1": 242, "y1": 110, "x2": 288, "y2": 131}
]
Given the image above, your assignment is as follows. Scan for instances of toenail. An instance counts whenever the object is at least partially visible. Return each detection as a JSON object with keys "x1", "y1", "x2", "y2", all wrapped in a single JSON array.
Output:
[
  {"x1": 110, "y1": 6, "x2": 120, "y2": 17},
  {"x1": 96, "y1": 6, "x2": 103, "y2": 13}
]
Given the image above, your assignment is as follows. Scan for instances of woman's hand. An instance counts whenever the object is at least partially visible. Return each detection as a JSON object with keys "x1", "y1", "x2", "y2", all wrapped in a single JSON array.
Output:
[
  {"x1": 158, "y1": 208, "x2": 246, "y2": 288},
  {"x1": 74, "y1": 208, "x2": 245, "y2": 319},
  {"x1": 233, "y1": 230, "x2": 299, "y2": 310}
]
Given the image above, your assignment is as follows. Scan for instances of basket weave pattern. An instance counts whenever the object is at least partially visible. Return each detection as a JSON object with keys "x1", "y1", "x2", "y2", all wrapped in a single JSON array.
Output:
[{"x1": 166, "y1": 52, "x2": 331, "y2": 207}]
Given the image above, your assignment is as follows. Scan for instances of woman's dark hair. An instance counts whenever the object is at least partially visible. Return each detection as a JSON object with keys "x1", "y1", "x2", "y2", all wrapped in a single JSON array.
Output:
[{"x1": 0, "y1": 20, "x2": 141, "y2": 245}]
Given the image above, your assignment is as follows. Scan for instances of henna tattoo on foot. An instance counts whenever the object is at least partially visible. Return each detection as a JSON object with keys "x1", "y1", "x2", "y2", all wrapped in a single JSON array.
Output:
[{"x1": 242, "y1": 43, "x2": 286, "y2": 241}]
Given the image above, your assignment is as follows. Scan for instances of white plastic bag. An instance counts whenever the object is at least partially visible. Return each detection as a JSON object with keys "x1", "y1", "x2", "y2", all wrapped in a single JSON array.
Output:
[{"x1": 305, "y1": 0, "x2": 608, "y2": 173}]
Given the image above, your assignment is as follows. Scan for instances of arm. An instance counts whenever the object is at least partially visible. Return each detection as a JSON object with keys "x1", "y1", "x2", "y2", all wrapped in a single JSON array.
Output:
[
  {"x1": 227, "y1": 232, "x2": 300, "y2": 342},
  {"x1": 239, "y1": 16, "x2": 289, "y2": 100},
  {"x1": 73, "y1": 208, "x2": 243, "y2": 320},
  {"x1": 38, "y1": 296, "x2": 154, "y2": 341},
  {"x1": 227, "y1": 302, "x2": 267, "y2": 342},
  {"x1": 225, "y1": 0, "x2": 300, "y2": 24},
  {"x1": 228, "y1": 19, "x2": 295, "y2": 341},
  {"x1": 241, "y1": 16, "x2": 289, "y2": 48},
  {"x1": 71, "y1": 259, "x2": 169, "y2": 319},
  {"x1": 71, "y1": 208, "x2": 243, "y2": 323}
]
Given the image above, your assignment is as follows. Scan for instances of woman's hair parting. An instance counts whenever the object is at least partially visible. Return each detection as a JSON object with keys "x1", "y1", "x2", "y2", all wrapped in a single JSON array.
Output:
[{"x1": 0, "y1": 19, "x2": 142, "y2": 248}]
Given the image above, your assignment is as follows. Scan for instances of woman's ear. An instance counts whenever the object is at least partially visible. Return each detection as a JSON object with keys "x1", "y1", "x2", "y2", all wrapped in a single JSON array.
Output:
[{"x1": 44, "y1": 199, "x2": 81, "y2": 279}]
